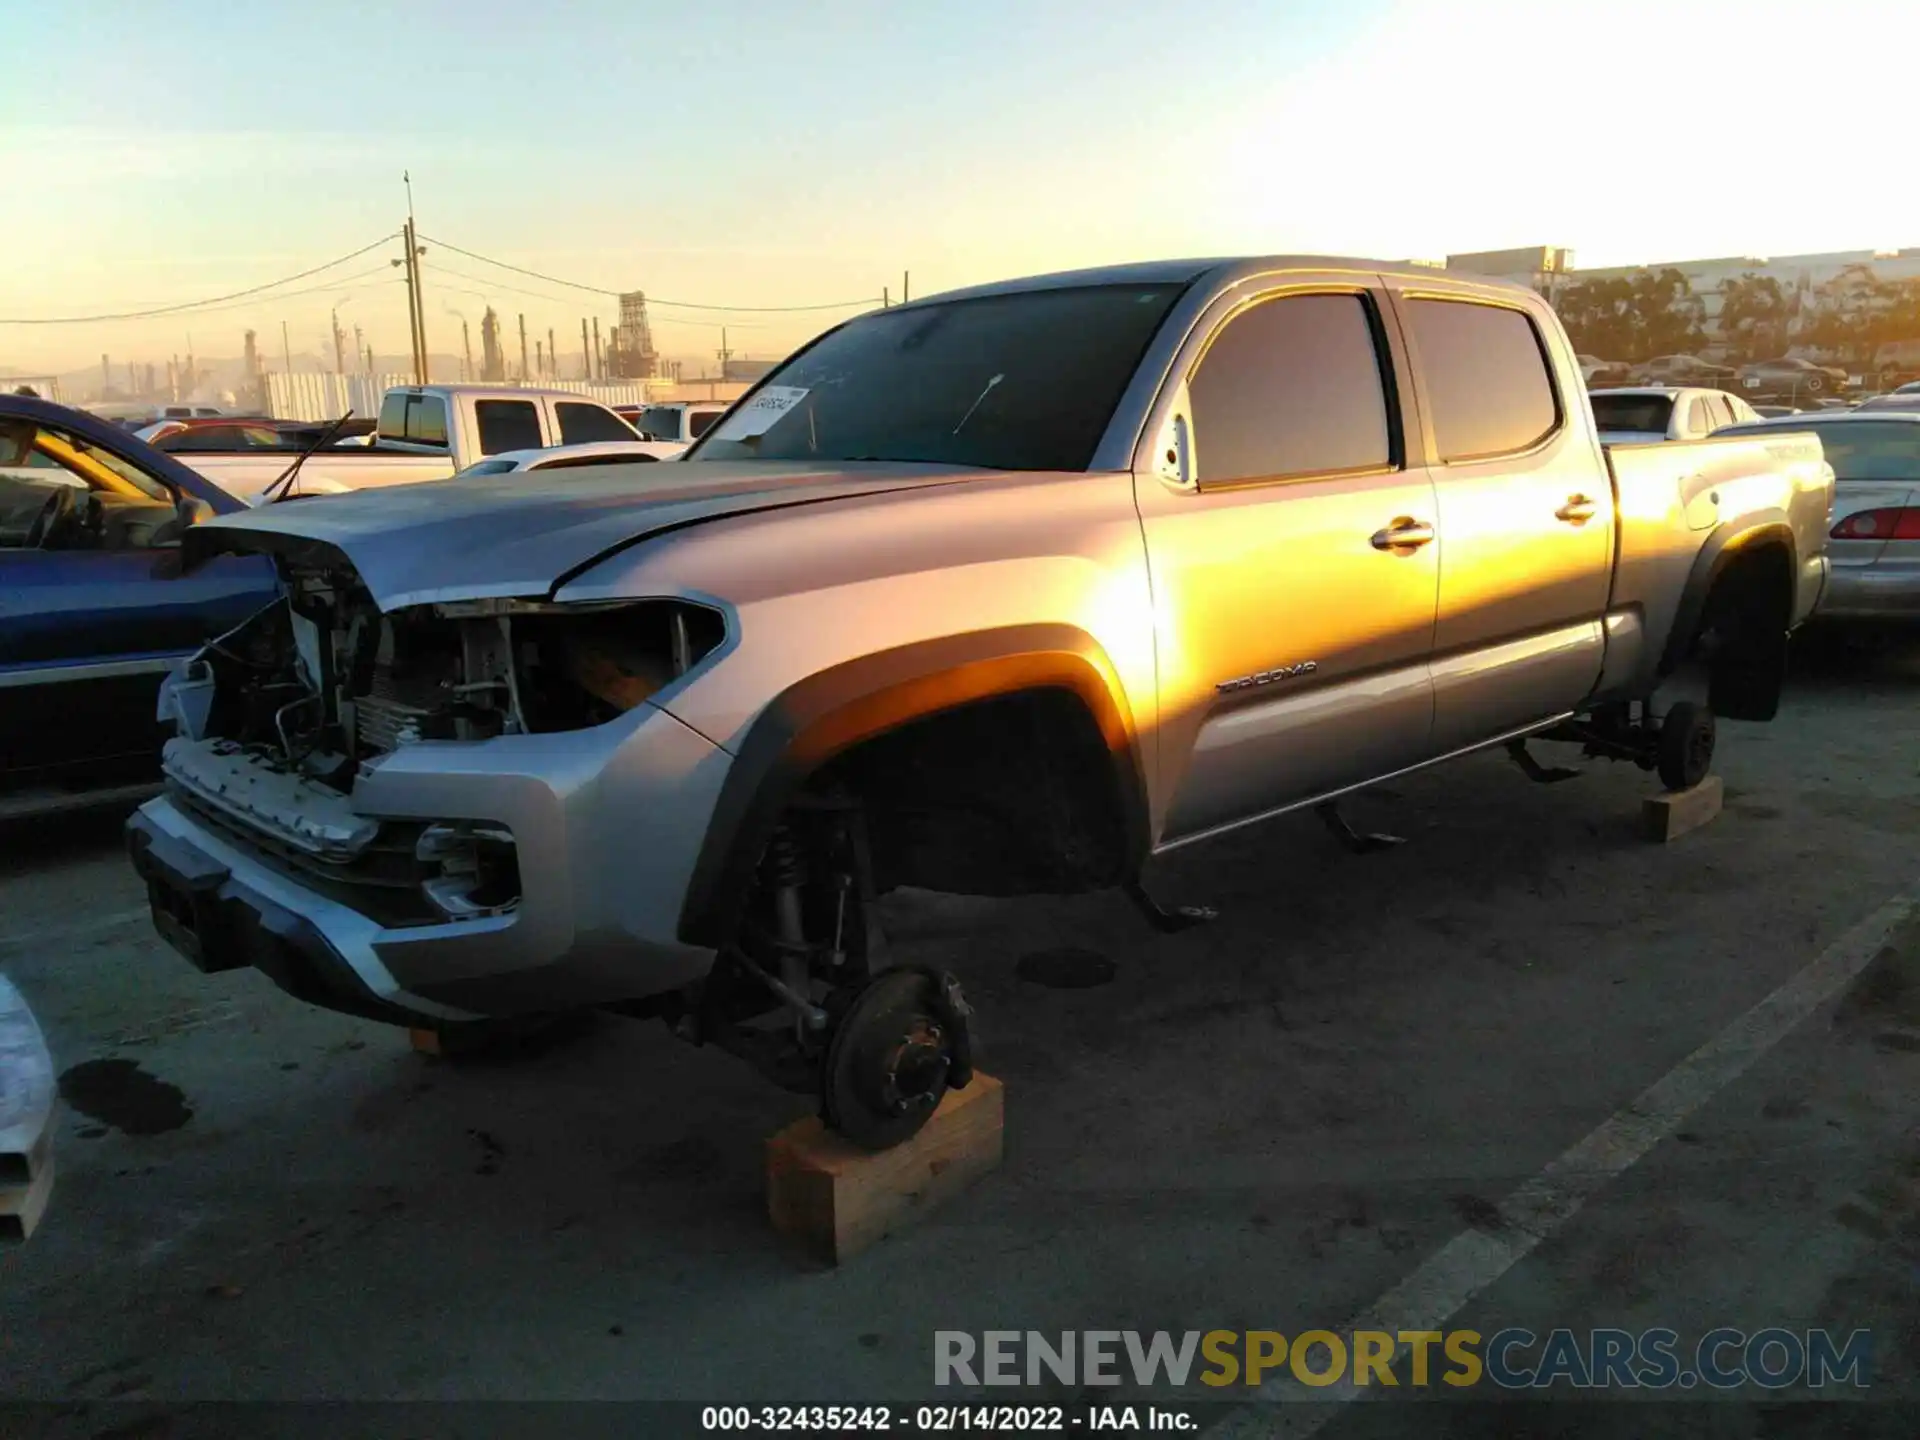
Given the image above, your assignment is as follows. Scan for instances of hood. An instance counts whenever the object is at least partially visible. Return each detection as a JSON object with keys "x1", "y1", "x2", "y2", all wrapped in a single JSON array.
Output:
[{"x1": 186, "y1": 459, "x2": 977, "y2": 610}]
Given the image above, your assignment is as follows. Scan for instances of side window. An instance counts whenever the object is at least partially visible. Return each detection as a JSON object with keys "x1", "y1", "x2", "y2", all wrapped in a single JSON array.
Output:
[
  {"x1": 1187, "y1": 292, "x2": 1393, "y2": 486},
  {"x1": 556, "y1": 402, "x2": 637, "y2": 445},
  {"x1": 689, "y1": 409, "x2": 723, "y2": 438},
  {"x1": 1684, "y1": 398, "x2": 1711, "y2": 435},
  {"x1": 474, "y1": 400, "x2": 543, "y2": 456},
  {"x1": 1703, "y1": 396, "x2": 1733, "y2": 431},
  {"x1": 1405, "y1": 299, "x2": 1560, "y2": 461}
]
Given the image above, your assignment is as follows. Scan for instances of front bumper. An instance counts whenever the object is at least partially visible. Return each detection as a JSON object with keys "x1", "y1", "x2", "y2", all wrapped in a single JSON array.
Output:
[{"x1": 127, "y1": 699, "x2": 735, "y2": 1024}]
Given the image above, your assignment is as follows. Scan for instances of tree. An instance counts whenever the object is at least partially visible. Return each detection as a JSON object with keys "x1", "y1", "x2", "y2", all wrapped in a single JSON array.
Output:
[
  {"x1": 1553, "y1": 276, "x2": 1641, "y2": 359},
  {"x1": 1633, "y1": 268, "x2": 1707, "y2": 358},
  {"x1": 1552, "y1": 267, "x2": 1704, "y2": 362},
  {"x1": 1715, "y1": 273, "x2": 1792, "y2": 364},
  {"x1": 1796, "y1": 274, "x2": 1920, "y2": 370}
]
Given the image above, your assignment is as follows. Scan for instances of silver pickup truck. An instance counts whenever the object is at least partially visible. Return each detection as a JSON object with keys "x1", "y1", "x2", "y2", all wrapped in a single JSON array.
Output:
[{"x1": 127, "y1": 257, "x2": 1833, "y2": 1148}]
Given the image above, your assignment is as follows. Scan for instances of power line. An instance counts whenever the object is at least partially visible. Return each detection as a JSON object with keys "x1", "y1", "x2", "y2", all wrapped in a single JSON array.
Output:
[
  {"x1": 143, "y1": 269, "x2": 403, "y2": 320},
  {"x1": 0, "y1": 234, "x2": 400, "y2": 324},
  {"x1": 417, "y1": 233, "x2": 881, "y2": 313},
  {"x1": 423, "y1": 263, "x2": 771, "y2": 328}
]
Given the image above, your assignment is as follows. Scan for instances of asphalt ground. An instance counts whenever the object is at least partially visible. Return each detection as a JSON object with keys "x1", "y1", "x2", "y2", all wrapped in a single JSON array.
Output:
[{"x1": 3, "y1": 634, "x2": 1918, "y2": 1438}]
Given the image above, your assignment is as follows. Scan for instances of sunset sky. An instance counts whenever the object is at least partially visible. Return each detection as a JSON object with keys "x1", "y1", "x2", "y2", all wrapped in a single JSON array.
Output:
[{"x1": 4, "y1": 0, "x2": 1913, "y2": 377}]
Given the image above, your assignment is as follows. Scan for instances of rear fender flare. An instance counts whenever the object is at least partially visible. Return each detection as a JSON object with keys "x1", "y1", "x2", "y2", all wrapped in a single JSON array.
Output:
[{"x1": 675, "y1": 624, "x2": 1148, "y2": 949}]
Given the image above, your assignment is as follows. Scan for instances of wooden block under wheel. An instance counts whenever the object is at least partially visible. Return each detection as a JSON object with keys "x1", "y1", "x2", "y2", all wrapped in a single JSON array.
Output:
[
  {"x1": 1643, "y1": 774, "x2": 1724, "y2": 843},
  {"x1": 767, "y1": 1072, "x2": 1004, "y2": 1265}
]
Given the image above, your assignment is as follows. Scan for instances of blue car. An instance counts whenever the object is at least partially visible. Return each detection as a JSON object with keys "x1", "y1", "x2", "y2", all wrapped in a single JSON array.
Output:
[{"x1": 0, "y1": 395, "x2": 279, "y2": 815}]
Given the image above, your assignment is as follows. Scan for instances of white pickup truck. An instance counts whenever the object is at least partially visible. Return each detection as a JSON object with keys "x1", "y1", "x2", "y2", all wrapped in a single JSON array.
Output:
[{"x1": 170, "y1": 385, "x2": 641, "y2": 502}]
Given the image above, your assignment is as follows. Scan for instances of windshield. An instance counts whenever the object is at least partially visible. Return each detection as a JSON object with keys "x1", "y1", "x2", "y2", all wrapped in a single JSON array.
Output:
[
  {"x1": 1590, "y1": 394, "x2": 1674, "y2": 434},
  {"x1": 688, "y1": 283, "x2": 1187, "y2": 471}
]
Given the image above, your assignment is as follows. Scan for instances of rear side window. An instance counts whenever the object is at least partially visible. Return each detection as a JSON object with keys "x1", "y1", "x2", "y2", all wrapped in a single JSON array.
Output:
[
  {"x1": 1188, "y1": 292, "x2": 1393, "y2": 485},
  {"x1": 557, "y1": 402, "x2": 636, "y2": 445},
  {"x1": 1703, "y1": 395, "x2": 1733, "y2": 430},
  {"x1": 689, "y1": 409, "x2": 723, "y2": 438},
  {"x1": 1684, "y1": 398, "x2": 1711, "y2": 435},
  {"x1": 1407, "y1": 299, "x2": 1559, "y2": 461},
  {"x1": 475, "y1": 399, "x2": 543, "y2": 455}
]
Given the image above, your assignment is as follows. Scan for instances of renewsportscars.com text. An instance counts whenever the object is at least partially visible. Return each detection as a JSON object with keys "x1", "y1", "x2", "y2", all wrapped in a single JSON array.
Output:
[{"x1": 934, "y1": 1328, "x2": 1872, "y2": 1390}]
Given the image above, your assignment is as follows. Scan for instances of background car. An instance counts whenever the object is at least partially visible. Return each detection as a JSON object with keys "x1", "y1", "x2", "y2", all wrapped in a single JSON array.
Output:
[
  {"x1": 1587, "y1": 386, "x2": 1762, "y2": 443},
  {"x1": 1736, "y1": 356, "x2": 1851, "y2": 401},
  {"x1": 0, "y1": 395, "x2": 278, "y2": 816},
  {"x1": 1717, "y1": 410, "x2": 1920, "y2": 629},
  {"x1": 1632, "y1": 354, "x2": 1737, "y2": 386},
  {"x1": 1855, "y1": 381, "x2": 1920, "y2": 414},
  {"x1": 450, "y1": 439, "x2": 686, "y2": 479},
  {"x1": 1577, "y1": 354, "x2": 1633, "y2": 386}
]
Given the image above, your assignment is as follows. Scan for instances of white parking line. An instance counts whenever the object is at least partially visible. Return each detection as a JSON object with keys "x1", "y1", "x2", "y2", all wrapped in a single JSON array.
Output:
[
  {"x1": 0, "y1": 907, "x2": 152, "y2": 954},
  {"x1": 1213, "y1": 885, "x2": 1920, "y2": 1438}
]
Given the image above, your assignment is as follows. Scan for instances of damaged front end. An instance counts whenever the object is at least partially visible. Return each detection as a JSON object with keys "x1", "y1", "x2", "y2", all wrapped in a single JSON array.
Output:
[{"x1": 157, "y1": 548, "x2": 725, "y2": 927}]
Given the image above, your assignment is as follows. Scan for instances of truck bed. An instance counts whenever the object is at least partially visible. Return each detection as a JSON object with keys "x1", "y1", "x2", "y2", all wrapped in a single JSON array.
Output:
[
  {"x1": 172, "y1": 450, "x2": 456, "y2": 502},
  {"x1": 1601, "y1": 430, "x2": 1832, "y2": 696}
]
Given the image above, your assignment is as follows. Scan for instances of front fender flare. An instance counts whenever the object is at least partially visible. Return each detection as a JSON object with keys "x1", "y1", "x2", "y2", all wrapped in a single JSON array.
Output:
[{"x1": 675, "y1": 623, "x2": 1148, "y2": 949}]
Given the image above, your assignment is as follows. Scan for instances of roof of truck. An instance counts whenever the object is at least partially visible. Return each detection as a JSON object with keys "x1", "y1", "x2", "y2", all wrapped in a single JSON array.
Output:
[
  {"x1": 385, "y1": 384, "x2": 620, "y2": 401},
  {"x1": 901, "y1": 257, "x2": 1533, "y2": 308}
]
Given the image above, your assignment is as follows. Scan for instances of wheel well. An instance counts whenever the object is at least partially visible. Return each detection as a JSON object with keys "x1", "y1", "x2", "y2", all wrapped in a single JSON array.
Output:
[
  {"x1": 812, "y1": 686, "x2": 1134, "y2": 897},
  {"x1": 1701, "y1": 540, "x2": 1794, "y2": 647}
]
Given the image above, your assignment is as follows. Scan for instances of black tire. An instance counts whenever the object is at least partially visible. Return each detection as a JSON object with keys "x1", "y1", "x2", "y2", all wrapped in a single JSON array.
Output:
[
  {"x1": 821, "y1": 969, "x2": 955, "y2": 1150},
  {"x1": 1656, "y1": 702, "x2": 1715, "y2": 792}
]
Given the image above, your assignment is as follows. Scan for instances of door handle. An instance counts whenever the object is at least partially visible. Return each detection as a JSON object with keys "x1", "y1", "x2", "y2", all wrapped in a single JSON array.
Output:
[
  {"x1": 1556, "y1": 495, "x2": 1599, "y2": 523},
  {"x1": 1371, "y1": 519, "x2": 1434, "y2": 551}
]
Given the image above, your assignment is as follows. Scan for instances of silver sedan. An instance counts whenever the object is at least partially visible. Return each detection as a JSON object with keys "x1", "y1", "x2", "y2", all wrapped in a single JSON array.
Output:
[{"x1": 1720, "y1": 411, "x2": 1920, "y2": 624}]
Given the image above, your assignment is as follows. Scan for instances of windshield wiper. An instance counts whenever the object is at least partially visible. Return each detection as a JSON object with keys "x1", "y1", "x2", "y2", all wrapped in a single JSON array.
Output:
[
  {"x1": 260, "y1": 410, "x2": 352, "y2": 504},
  {"x1": 952, "y1": 373, "x2": 1004, "y2": 436}
]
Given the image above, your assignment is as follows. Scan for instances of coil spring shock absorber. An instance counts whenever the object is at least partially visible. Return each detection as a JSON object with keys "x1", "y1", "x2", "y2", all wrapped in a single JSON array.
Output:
[{"x1": 763, "y1": 823, "x2": 814, "y2": 1031}]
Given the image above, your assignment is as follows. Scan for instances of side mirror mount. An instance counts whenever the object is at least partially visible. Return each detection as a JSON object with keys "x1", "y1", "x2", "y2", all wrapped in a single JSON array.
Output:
[
  {"x1": 1151, "y1": 382, "x2": 1196, "y2": 489},
  {"x1": 150, "y1": 494, "x2": 215, "y2": 553}
]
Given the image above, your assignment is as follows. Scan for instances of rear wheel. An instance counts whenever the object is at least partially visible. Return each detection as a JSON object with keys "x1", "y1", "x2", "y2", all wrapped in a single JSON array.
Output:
[{"x1": 1656, "y1": 702, "x2": 1715, "y2": 792}]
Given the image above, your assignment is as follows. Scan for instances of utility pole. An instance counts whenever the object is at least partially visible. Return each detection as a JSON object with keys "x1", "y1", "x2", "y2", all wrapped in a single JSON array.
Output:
[
  {"x1": 461, "y1": 319, "x2": 474, "y2": 382},
  {"x1": 716, "y1": 326, "x2": 733, "y2": 377},
  {"x1": 591, "y1": 317, "x2": 603, "y2": 380},
  {"x1": 882, "y1": 286, "x2": 889, "y2": 308},
  {"x1": 402, "y1": 172, "x2": 430, "y2": 383},
  {"x1": 518, "y1": 313, "x2": 529, "y2": 385},
  {"x1": 331, "y1": 308, "x2": 347, "y2": 374},
  {"x1": 281, "y1": 320, "x2": 292, "y2": 376},
  {"x1": 366, "y1": 342, "x2": 376, "y2": 375},
  {"x1": 581, "y1": 319, "x2": 591, "y2": 381},
  {"x1": 547, "y1": 328, "x2": 556, "y2": 380},
  {"x1": 535, "y1": 340, "x2": 544, "y2": 379},
  {"x1": 903, "y1": 270, "x2": 910, "y2": 303},
  {"x1": 352, "y1": 323, "x2": 364, "y2": 372}
]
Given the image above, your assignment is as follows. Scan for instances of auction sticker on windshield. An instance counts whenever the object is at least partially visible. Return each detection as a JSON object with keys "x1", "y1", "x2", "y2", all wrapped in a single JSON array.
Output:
[{"x1": 711, "y1": 386, "x2": 809, "y2": 441}]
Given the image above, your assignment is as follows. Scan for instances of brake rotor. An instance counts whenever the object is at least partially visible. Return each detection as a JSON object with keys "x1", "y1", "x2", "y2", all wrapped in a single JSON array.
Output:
[{"x1": 821, "y1": 968, "x2": 966, "y2": 1150}]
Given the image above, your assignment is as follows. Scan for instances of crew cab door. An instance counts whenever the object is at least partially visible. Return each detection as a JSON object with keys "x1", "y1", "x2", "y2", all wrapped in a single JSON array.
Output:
[
  {"x1": 1385, "y1": 285, "x2": 1614, "y2": 753},
  {"x1": 1135, "y1": 281, "x2": 1439, "y2": 845}
]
